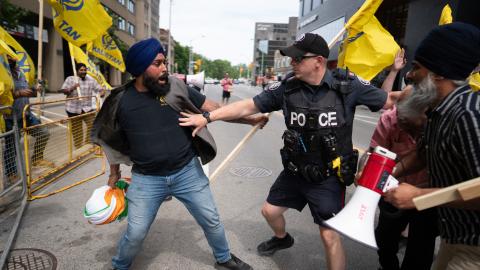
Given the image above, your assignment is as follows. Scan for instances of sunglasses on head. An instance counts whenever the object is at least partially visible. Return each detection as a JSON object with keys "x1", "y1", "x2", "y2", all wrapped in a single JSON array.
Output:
[{"x1": 291, "y1": 55, "x2": 320, "y2": 63}]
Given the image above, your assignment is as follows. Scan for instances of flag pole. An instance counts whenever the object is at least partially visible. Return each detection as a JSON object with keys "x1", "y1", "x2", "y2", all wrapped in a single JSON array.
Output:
[
  {"x1": 68, "y1": 42, "x2": 82, "y2": 97},
  {"x1": 36, "y1": 0, "x2": 44, "y2": 114}
]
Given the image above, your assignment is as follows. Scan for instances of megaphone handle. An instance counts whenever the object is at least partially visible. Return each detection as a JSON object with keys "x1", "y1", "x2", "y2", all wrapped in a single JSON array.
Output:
[{"x1": 382, "y1": 175, "x2": 399, "y2": 193}]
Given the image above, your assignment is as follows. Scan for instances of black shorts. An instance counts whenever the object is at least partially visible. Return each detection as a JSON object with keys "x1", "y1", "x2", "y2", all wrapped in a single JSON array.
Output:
[
  {"x1": 266, "y1": 170, "x2": 345, "y2": 224},
  {"x1": 222, "y1": 91, "x2": 231, "y2": 98}
]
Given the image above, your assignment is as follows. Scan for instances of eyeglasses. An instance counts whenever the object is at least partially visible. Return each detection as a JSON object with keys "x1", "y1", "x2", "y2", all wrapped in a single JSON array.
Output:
[{"x1": 291, "y1": 55, "x2": 320, "y2": 63}]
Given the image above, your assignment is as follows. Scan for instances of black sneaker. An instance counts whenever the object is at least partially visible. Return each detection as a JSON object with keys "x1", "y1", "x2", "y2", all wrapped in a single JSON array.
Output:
[
  {"x1": 215, "y1": 253, "x2": 253, "y2": 270},
  {"x1": 257, "y1": 233, "x2": 294, "y2": 256}
]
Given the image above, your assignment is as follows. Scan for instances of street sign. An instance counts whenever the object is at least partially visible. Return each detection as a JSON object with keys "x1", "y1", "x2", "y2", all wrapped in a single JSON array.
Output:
[{"x1": 258, "y1": 40, "x2": 269, "y2": 54}]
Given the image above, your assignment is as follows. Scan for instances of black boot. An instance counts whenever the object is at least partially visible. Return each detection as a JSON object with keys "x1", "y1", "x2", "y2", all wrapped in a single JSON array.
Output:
[
  {"x1": 215, "y1": 253, "x2": 253, "y2": 270},
  {"x1": 257, "y1": 233, "x2": 294, "y2": 256}
]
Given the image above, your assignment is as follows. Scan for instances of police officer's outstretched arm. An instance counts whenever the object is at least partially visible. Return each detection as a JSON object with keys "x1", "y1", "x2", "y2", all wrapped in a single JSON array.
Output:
[{"x1": 179, "y1": 98, "x2": 260, "y2": 136}]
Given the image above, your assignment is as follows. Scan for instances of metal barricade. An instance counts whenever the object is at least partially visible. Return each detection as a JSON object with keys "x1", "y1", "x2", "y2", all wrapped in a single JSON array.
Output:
[
  {"x1": 22, "y1": 96, "x2": 105, "y2": 200},
  {"x1": 0, "y1": 105, "x2": 28, "y2": 268}
]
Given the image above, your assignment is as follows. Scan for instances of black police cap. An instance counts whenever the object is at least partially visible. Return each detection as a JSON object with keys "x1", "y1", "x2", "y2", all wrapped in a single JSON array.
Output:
[{"x1": 280, "y1": 33, "x2": 329, "y2": 58}]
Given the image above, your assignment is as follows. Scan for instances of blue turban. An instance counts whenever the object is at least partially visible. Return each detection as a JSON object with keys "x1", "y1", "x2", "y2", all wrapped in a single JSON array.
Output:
[
  {"x1": 126, "y1": 38, "x2": 165, "y2": 77},
  {"x1": 415, "y1": 22, "x2": 480, "y2": 80}
]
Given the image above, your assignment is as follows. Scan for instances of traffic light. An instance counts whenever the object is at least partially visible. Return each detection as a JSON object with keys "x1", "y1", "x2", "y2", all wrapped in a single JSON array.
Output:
[{"x1": 194, "y1": 59, "x2": 202, "y2": 72}]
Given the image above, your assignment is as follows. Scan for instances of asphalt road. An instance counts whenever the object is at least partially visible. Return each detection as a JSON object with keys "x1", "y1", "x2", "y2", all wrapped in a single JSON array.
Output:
[{"x1": 1, "y1": 83, "x2": 415, "y2": 270}]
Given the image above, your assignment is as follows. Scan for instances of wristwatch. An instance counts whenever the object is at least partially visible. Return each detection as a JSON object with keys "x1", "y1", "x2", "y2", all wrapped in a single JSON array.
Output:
[{"x1": 202, "y1": 111, "x2": 212, "y2": 123}]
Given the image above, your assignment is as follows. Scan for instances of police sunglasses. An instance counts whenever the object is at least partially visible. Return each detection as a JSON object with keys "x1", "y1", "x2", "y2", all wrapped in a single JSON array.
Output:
[{"x1": 291, "y1": 55, "x2": 320, "y2": 63}]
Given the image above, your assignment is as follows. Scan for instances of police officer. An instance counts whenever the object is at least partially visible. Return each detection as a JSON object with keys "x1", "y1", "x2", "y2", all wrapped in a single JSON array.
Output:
[{"x1": 180, "y1": 33, "x2": 398, "y2": 270}]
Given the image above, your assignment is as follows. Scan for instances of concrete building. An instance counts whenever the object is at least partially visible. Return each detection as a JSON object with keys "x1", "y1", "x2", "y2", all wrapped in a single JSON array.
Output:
[
  {"x1": 159, "y1": 28, "x2": 175, "y2": 72},
  {"x1": 273, "y1": 50, "x2": 292, "y2": 80},
  {"x1": 252, "y1": 17, "x2": 298, "y2": 79},
  {"x1": 4, "y1": 0, "x2": 161, "y2": 92},
  {"x1": 297, "y1": 0, "x2": 479, "y2": 82}
]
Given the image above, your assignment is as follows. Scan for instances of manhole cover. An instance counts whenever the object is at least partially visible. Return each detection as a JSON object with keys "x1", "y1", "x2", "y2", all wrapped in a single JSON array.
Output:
[
  {"x1": 229, "y1": 167, "x2": 272, "y2": 178},
  {"x1": 0, "y1": 248, "x2": 57, "y2": 270}
]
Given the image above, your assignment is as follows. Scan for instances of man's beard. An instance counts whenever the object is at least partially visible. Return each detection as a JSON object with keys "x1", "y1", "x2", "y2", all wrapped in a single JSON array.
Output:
[
  {"x1": 411, "y1": 73, "x2": 439, "y2": 109},
  {"x1": 143, "y1": 72, "x2": 170, "y2": 96}
]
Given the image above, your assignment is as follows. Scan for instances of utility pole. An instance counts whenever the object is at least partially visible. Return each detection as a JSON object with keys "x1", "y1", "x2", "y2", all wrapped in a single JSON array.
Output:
[{"x1": 167, "y1": 0, "x2": 172, "y2": 72}]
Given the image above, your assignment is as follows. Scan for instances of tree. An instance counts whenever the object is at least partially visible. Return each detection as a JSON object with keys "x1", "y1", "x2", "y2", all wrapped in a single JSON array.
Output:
[
  {"x1": 174, "y1": 42, "x2": 190, "y2": 74},
  {"x1": 0, "y1": 0, "x2": 29, "y2": 28},
  {"x1": 173, "y1": 41, "x2": 246, "y2": 79}
]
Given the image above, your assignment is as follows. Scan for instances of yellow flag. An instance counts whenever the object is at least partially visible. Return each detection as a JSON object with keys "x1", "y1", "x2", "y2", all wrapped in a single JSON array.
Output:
[
  {"x1": 0, "y1": 54, "x2": 14, "y2": 131},
  {"x1": 0, "y1": 38, "x2": 18, "y2": 60},
  {"x1": 439, "y1": 4, "x2": 453, "y2": 25},
  {"x1": 469, "y1": 72, "x2": 480, "y2": 92},
  {"x1": 87, "y1": 33, "x2": 125, "y2": 72},
  {"x1": 0, "y1": 26, "x2": 36, "y2": 86},
  {"x1": 338, "y1": 0, "x2": 399, "y2": 81},
  {"x1": 48, "y1": 0, "x2": 112, "y2": 47},
  {"x1": 344, "y1": 0, "x2": 383, "y2": 30},
  {"x1": 68, "y1": 42, "x2": 112, "y2": 90}
]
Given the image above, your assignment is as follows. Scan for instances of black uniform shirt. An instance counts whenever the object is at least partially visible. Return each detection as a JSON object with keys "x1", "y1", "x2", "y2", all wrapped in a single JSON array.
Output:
[
  {"x1": 118, "y1": 85, "x2": 206, "y2": 175},
  {"x1": 253, "y1": 70, "x2": 387, "y2": 119}
]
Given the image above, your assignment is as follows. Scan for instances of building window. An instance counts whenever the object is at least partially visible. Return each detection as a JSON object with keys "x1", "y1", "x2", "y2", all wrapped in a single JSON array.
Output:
[
  {"x1": 127, "y1": 0, "x2": 135, "y2": 13},
  {"x1": 299, "y1": 0, "x2": 304, "y2": 18},
  {"x1": 127, "y1": 22, "x2": 135, "y2": 36},
  {"x1": 312, "y1": 0, "x2": 321, "y2": 9},
  {"x1": 118, "y1": 0, "x2": 125, "y2": 6},
  {"x1": 118, "y1": 17, "x2": 126, "y2": 30},
  {"x1": 303, "y1": 0, "x2": 312, "y2": 16}
]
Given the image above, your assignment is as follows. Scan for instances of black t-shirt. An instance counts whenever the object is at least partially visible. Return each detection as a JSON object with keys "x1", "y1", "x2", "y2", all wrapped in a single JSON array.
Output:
[
  {"x1": 253, "y1": 70, "x2": 387, "y2": 121},
  {"x1": 118, "y1": 85, "x2": 206, "y2": 175}
]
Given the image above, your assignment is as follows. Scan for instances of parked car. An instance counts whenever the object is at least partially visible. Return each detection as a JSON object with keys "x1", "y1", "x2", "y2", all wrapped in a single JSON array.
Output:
[{"x1": 205, "y1": 78, "x2": 216, "y2": 84}]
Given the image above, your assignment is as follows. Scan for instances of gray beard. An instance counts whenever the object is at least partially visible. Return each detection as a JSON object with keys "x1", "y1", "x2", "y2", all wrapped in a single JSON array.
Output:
[
  {"x1": 411, "y1": 74, "x2": 438, "y2": 109},
  {"x1": 397, "y1": 74, "x2": 438, "y2": 121}
]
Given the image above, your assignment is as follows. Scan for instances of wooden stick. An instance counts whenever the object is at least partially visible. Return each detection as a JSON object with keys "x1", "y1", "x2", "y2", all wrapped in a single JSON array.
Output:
[
  {"x1": 209, "y1": 113, "x2": 270, "y2": 182},
  {"x1": 209, "y1": 31, "x2": 346, "y2": 181},
  {"x1": 67, "y1": 42, "x2": 82, "y2": 97},
  {"x1": 36, "y1": 0, "x2": 44, "y2": 116},
  {"x1": 328, "y1": 27, "x2": 346, "y2": 48},
  {"x1": 413, "y1": 177, "x2": 480, "y2": 210}
]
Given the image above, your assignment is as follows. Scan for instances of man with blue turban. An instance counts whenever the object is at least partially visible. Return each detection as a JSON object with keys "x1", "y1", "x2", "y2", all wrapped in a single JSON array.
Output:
[{"x1": 92, "y1": 38, "x2": 266, "y2": 270}]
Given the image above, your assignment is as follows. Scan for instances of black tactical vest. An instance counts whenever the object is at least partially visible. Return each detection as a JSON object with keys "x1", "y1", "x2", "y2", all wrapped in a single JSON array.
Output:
[
  {"x1": 282, "y1": 76, "x2": 354, "y2": 158},
  {"x1": 280, "y1": 73, "x2": 357, "y2": 184}
]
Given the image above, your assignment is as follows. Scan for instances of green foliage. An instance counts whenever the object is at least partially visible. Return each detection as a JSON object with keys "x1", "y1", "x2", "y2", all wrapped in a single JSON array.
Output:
[
  {"x1": 173, "y1": 42, "x2": 246, "y2": 79},
  {"x1": 0, "y1": 0, "x2": 31, "y2": 28},
  {"x1": 105, "y1": 9, "x2": 129, "y2": 57},
  {"x1": 174, "y1": 42, "x2": 190, "y2": 74}
]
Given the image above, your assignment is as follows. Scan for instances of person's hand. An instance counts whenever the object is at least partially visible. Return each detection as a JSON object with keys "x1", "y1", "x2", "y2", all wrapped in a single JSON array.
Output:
[
  {"x1": 392, "y1": 48, "x2": 406, "y2": 72},
  {"x1": 179, "y1": 112, "x2": 208, "y2": 137},
  {"x1": 70, "y1": 83, "x2": 80, "y2": 93},
  {"x1": 245, "y1": 114, "x2": 269, "y2": 128},
  {"x1": 384, "y1": 182, "x2": 420, "y2": 209},
  {"x1": 15, "y1": 89, "x2": 33, "y2": 98},
  {"x1": 35, "y1": 83, "x2": 42, "y2": 93},
  {"x1": 107, "y1": 171, "x2": 121, "y2": 189}
]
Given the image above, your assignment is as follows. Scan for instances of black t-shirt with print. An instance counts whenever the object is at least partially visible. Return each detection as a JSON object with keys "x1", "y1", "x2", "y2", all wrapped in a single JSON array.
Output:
[{"x1": 118, "y1": 85, "x2": 206, "y2": 175}]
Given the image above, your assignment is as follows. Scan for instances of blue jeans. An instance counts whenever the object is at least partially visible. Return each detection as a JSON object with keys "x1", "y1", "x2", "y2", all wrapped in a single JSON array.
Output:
[{"x1": 112, "y1": 158, "x2": 231, "y2": 269}]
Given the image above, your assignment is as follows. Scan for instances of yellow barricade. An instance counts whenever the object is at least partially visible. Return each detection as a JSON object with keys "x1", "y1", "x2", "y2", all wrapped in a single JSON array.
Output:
[{"x1": 22, "y1": 96, "x2": 105, "y2": 200}]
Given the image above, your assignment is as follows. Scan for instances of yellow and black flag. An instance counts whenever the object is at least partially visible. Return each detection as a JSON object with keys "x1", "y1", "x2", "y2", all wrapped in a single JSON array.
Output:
[
  {"x1": 338, "y1": 0, "x2": 399, "y2": 81},
  {"x1": 0, "y1": 25, "x2": 36, "y2": 86},
  {"x1": 48, "y1": 0, "x2": 112, "y2": 46},
  {"x1": 87, "y1": 33, "x2": 125, "y2": 72},
  {"x1": 68, "y1": 42, "x2": 112, "y2": 90}
]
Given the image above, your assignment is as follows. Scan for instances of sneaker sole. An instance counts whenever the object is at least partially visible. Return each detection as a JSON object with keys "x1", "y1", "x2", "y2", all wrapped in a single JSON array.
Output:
[{"x1": 257, "y1": 241, "x2": 294, "y2": 256}]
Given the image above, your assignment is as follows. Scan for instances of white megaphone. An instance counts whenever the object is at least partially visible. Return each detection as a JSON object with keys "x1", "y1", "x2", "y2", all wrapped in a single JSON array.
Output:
[
  {"x1": 324, "y1": 146, "x2": 399, "y2": 249},
  {"x1": 186, "y1": 71, "x2": 205, "y2": 90}
]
